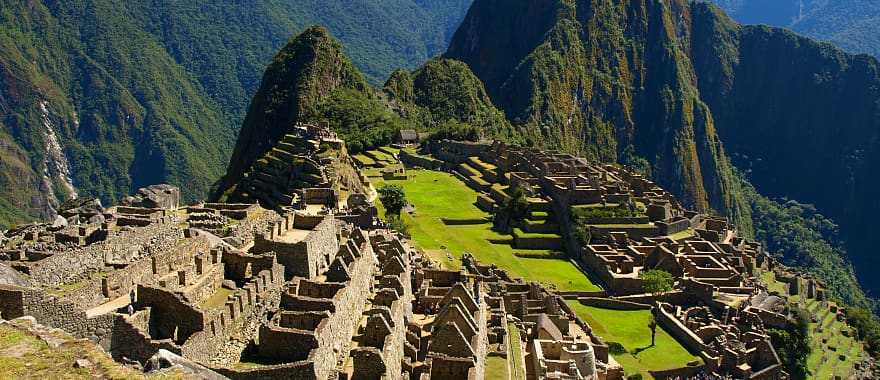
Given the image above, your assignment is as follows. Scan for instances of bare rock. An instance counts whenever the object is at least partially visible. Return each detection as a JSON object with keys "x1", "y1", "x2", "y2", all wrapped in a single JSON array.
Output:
[
  {"x1": 144, "y1": 349, "x2": 226, "y2": 379},
  {"x1": 74, "y1": 358, "x2": 92, "y2": 368},
  {"x1": 48, "y1": 215, "x2": 68, "y2": 231},
  {"x1": 122, "y1": 184, "x2": 180, "y2": 210},
  {"x1": 222, "y1": 280, "x2": 236, "y2": 290},
  {"x1": 0, "y1": 262, "x2": 32, "y2": 288},
  {"x1": 58, "y1": 197, "x2": 104, "y2": 219}
]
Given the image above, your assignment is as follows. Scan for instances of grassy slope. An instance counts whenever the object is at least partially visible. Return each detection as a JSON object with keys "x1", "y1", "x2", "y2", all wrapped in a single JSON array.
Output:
[
  {"x1": 565, "y1": 301, "x2": 701, "y2": 378},
  {"x1": 371, "y1": 167, "x2": 599, "y2": 292},
  {"x1": 0, "y1": 321, "x2": 182, "y2": 379}
]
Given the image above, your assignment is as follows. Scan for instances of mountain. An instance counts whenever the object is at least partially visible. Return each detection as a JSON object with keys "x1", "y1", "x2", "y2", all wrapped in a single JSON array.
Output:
[
  {"x1": 444, "y1": 0, "x2": 877, "y2": 306},
  {"x1": 0, "y1": 0, "x2": 473, "y2": 227},
  {"x1": 710, "y1": 0, "x2": 880, "y2": 58},
  {"x1": 216, "y1": 29, "x2": 514, "y2": 200},
  {"x1": 215, "y1": 27, "x2": 373, "y2": 197},
  {"x1": 0, "y1": 0, "x2": 233, "y2": 226}
]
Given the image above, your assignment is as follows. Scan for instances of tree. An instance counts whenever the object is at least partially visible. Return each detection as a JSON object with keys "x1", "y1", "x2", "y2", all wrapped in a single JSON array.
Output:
[
  {"x1": 378, "y1": 185, "x2": 407, "y2": 217},
  {"x1": 648, "y1": 313, "x2": 658, "y2": 347},
  {"x1": 768, "y1": 307, "x2": 811, "y2": 379},
  {"x1": 639, "y1": 269, "x2": 674, "y2": 297},
  {"x1": 493, "y1": 185, "x2": 529, "y2": 233}
]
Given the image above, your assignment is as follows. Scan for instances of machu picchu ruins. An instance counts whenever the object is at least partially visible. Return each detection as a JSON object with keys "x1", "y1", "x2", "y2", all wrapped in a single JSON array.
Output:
[{"x1": 0, "y1": 124, "x2": 872, "y2": 379}]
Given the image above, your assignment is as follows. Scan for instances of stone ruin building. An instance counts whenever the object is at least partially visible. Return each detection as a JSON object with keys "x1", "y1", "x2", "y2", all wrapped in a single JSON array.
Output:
[
  {"x1": 0, "y1": 133, "x2": 866, "y2": 379},
  {"x1": 403, "y1": 139, "x2": 859, "y2": 379}
]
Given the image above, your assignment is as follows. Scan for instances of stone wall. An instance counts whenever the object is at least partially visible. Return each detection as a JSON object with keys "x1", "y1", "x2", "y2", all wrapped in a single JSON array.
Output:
[
  {"x1": 655, "y1": 303, "x2": 709, "y2": 364},
  {"x1": 0, "y1": 285, "x2": 116, "y2": 347},
  {"x1": 28, "y1": 223, "x2": 183, "y2": 287},
  {"x1": 576, "y1": 297, "x2": 651, "y2": 310},
  {"x1": 400, "y1": 150, "x2": 443, "y2": 170},
  {"x1": 253, "y1": 216, "x2": 339, "y2": 280},
  {"x1": 136, "y1": 285, "x2": 204, "y2": 342},
  {"x1": 255, "y1": 229, "x2": 375, "y2": 380}
]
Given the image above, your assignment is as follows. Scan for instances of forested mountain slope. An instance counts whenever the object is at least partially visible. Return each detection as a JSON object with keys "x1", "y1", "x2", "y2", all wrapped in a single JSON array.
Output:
[
  {"x1": 711, "y1": 0, "x2": 880, "y2": 58},
  {"x1": 444, "y1": 0, "x2": 878, "y2": 306},
  {"x1": 0, "y1": 0, "x2": 472, "y2": 227}
]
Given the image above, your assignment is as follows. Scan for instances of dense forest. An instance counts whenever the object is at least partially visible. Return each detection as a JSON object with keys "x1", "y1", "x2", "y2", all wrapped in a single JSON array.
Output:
[
  {"x1": 0, "y1": 0, "x2": 472, "y2": 227},
  {"x1": 711, "y1": 0, "x2": 880, "y2": 58}
]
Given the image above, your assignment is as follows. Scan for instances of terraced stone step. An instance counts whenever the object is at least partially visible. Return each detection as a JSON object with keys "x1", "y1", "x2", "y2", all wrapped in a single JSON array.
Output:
[
  {"x1": 512, "y1": 228, "x2": 562, "y2": 250},
  {"x1": 490, "y1": 184, "x2": 510, "y2": 203},
  {"x1": 522, "y1": 219, "x2": 560, "y2": 234},
  {"x1": 466, "y1": 156, "x2": 497, "y2": 182},
  {"x1": 457, "y1": 162, "x2": 482, "y2": 178},
  {"x1": 528, "y1": 210, "x2": 552, "y2": 221}
]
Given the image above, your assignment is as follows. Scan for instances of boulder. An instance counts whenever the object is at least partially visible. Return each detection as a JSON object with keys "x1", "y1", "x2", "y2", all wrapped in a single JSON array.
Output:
[
  {"x1": 49, "y1": 215, "x2": 68, "y2": 231},
  {"x1": 0, "y1": 262, "x2": 31, "y2": 288},
  {"x1": 122, "y1": 184, "x2": 180, "y2": 210},
  {"x1": 144, "y1": 349, "x2": 226, "y2": 379},
  {"x1": 58, "y1": 197, "x2": 104, "y2": 219}
]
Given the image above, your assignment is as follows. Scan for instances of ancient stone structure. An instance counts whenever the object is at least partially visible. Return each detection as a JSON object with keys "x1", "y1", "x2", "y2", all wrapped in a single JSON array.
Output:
[{"x1": 0, "y1": 136, "x2": 869, "y2": 379}]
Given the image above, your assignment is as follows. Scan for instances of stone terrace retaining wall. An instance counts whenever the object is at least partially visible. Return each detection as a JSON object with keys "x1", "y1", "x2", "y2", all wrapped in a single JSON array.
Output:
[{"x1": 576, "y1": 297, "x2": 651, "y2": 311}]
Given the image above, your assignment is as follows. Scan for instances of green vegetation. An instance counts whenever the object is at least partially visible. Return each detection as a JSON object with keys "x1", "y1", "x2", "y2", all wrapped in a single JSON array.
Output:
[
  {"x1": 760, "y1": 270, "x2": 866, "y2": 375},
  {"x1": 492, "y1": 185, "x2": 529, "y2": 233},
  {"x1": 767, "y1": 308, "x2": 811, "y2": 379},
  {"x1": 199, "y1": 287, "x2": 236, "y2": 310},
  {"x1": 373, "y1": 169, "x2": 598, "y2": 292},
  {"x1": 507, "y1": 322, "x2": 525, "y2": 380},
  {"x1": 571, "y1": 201, "x2": 643, "y2": 222},
  {"x1": 484, "y1": 356, "x2": 509, "y2": 380},
  {"x1": 845, "y1": 307, "x2": 880, "y2": 358},
  {"x1": 377, "y1": 185, "x2": 407, "y2": 216},
  {"x1": 317, "y1": 89, "x2": 407, "y2": 153},
  {"x1": 0, "y1": 322, "x2": 172, "y2": 378},
  {"x1": 565, "y1": 301, "x2": 701, "y2": 378},
  {"x1": 0, "y1": 0, "x2": 473, "y2": 227},
  {"x1": 639, "y1": 270, "x2": 674, "y2": 297},
  {"x1": 742, "y1": 178, "x2": 870, "y2": 310},
  {"x1": 711, "y1": 0, "x2": 880, "y2": 58}
]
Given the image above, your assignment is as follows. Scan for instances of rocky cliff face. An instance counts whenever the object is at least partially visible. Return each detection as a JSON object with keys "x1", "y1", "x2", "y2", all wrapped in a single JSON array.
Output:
[{"x1": 216, "y1": 27, "x2": 372, "y2": 196}]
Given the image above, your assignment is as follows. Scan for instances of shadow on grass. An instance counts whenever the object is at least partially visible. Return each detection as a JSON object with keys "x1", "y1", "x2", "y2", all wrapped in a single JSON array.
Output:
[{"x1": 631, "y1": 344, "x2": 655, "y2": 356}]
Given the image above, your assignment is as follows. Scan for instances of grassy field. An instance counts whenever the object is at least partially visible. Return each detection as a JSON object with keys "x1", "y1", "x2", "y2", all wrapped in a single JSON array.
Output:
[
  {"x1": 373, "y1": 169, "x2": 600, "y2": 292},
  {"x1": 565, "y1": 301, "x2": 701, "y2": 378},
  {"x1": 484, "y1": 356, "x2": 509, "y2": 380},
  {"x1": 507, "y1": 322, "x2": 525, "y2": 380}
]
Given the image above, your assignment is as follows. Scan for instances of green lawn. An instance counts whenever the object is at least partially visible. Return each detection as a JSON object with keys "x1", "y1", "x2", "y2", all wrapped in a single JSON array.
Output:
[
  {"x1": 374, "y1": 169, "x2": 599, "y2": 292},
  {"x1": 507, "y1": 322, "x2": 525, "y2": 380},
  {"x1": 566, "y1": 301, "x2": 701, "y2": 378},
  {"x1": 485, "y1": 356, "x2": 509, "y2": 380}
]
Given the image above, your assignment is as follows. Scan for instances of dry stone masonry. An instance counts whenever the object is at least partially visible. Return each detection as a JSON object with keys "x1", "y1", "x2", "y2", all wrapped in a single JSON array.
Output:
[{"x1": 0, "y1": 134, "x2": 871, "y2": 379}]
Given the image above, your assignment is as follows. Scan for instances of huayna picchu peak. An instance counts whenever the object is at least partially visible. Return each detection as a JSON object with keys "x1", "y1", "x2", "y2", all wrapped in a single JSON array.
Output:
[{"x1": 2, "y1": 0, "x2": 880, "y2": 378}]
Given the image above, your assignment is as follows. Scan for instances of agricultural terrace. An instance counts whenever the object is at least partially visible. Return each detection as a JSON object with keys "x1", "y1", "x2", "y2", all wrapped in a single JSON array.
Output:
[
  {"x1": 565, "y1": 301, "x2": 701, "y2": 379},
  {"x1": 760, "y1": 271, "x2": 865, "y2": 378},
  {"x1": 370, "y1": 166, "x2": 600, "y2": 292}
]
